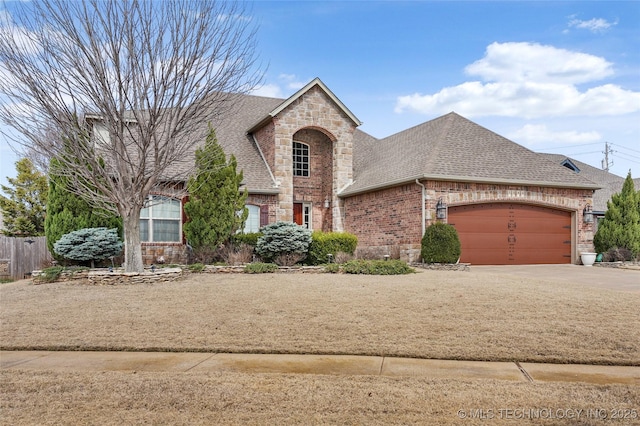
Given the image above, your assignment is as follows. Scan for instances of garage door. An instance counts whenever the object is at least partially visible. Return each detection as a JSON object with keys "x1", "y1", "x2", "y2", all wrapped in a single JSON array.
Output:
[{"x1": 448, "y1": 203, "x2": 571, "y2": 265}]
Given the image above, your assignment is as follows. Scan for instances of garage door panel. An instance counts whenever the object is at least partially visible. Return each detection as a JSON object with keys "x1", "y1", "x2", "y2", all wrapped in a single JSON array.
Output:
[{"x1": 449, "y1": 203, "x2": 571, "y2": 265}]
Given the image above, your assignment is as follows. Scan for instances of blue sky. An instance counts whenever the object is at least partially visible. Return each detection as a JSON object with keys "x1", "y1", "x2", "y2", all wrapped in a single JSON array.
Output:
[{"x1": 1, "y1": 0, "x2": 639, "y2": 189}]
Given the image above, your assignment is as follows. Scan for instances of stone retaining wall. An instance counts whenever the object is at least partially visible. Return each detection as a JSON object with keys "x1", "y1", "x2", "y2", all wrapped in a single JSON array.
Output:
[
  {"x1": 33, "y1": 268, "x2": 184, "y2": 285},
  {"x1": 198, "y1": 265, "x2": 324, "y2": 274},
  {"x1": 413, "y1": 263, "x2": 470, "y2": 272}
]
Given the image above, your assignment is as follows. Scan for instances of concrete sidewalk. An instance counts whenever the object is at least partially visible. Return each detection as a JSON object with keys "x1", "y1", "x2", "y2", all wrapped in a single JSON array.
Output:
[{"x1": 2, "y1": 351, "x2": 638, "y2": 385}]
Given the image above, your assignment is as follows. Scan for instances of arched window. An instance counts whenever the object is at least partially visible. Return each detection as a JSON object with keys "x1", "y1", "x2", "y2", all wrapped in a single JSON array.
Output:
[
  {"x1": 293, "y1": 141, "x2": 309, "y2": 177},
  {"x1": 140, "y1": 195, "x2": 181, "y2": 242}
]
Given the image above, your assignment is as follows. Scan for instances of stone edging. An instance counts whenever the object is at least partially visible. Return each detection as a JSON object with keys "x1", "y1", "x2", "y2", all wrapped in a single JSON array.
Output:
[
  {"x1": 412, "y1": 263, "x2": 470, "y2": 271},
  {"x1": 594, "y1": 262, "x2": 640, "y2": 270},
  {"x1": 31, "y1": 261, "x2": 471, "y2": 285}
]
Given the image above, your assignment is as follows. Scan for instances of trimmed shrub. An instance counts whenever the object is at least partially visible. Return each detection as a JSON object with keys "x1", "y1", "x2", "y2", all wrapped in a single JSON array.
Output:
[
  {"x1": 323, "y1": 263, "x2": 341, "y2": 273},
  {"x1": 421, "y1": 223, "x2": 461, "y2": 264},
  {"x1": 307, "y1": 231, "x2": 358, "y2": 265},
  {"x1": 231, "y1": 232, "x2": 262, "y2": 247},
  {"x1": 255, "y1": 221, "x2": 312, "y2": 266},
  {"x1": 53, "y1": 227, "x2": 123, "y2": 267},
  {"x1": 341, "y1": 259, "x2": 414, "y2": 275},
  {"x1": 244, "y1": 262, "x2": 278, "y2": 274}
]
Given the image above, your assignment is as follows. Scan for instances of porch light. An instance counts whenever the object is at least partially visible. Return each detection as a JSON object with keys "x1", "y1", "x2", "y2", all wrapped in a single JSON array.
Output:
[
  {"x1": 436, "y1": 198, "x2": 447, "y2": 220},
  {"x1": 583, "y1": 204, "x2": 593, "y2": 224},
  {"x1": 324, "y1": 197, "x2": 331, "y2": 209}
]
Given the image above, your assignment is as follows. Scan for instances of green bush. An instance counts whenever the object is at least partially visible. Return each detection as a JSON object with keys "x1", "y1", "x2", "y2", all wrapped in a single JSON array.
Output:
[
  {"x1": 593, "y1": 172, "x2": 640, "y2": 257},
  {"x1": 53, "y1": 227, "x2": 123, "y2": 268},
  {"x1": 39, "y1": 265, "x2": 64, "y2": 282},
  {"x1": 323, "y1": 263, "x2": 341, "y2": 273},
  {"x1": 341, "y1": 259, "x2": 414, "y2": 275},
  {"x1": 231, "y1": 232, "x2": 262, "y2": 247},
  {"x1": 421, "y1": 223, "x2": 461, "y2": 263},
  {"x1": 255, "y1": 221, "x2": 312, "y2": 266},
  {"x1": 187, "y1": 263, "x2": 205, "y2": 272},
  {"x1": 244, "y1": 262, "x2": 278, "y2": 274},
  {"x1": 306, "y1": 231, "x2": 358, "y2": 265}
]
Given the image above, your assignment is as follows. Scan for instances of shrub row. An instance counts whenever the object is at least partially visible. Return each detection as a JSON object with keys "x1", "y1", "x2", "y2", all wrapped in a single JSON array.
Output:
[
  {"x1": 307, "y1": 231, "x2": 358, "y2": 265},
  {"x1": 329, "y1": 259, "x2": 415, "y2": 275}
]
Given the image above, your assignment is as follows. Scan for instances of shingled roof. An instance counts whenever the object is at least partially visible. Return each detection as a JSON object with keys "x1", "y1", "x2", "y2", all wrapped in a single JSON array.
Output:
[
  {"x1": 161, "y1": 93, "x2": 284, "y2": 192},
  {"x1": 342, "y1": 112, "x2": 599, "y2": 196},
  {"x1": 540, "y1": 153, "x2": 627, "y2": 212}
]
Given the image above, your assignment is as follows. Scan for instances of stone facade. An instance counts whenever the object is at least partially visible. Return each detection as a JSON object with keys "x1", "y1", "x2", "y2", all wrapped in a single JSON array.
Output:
[{"x1": 269, "y1": 85, "x2": 357, "y2": 231}]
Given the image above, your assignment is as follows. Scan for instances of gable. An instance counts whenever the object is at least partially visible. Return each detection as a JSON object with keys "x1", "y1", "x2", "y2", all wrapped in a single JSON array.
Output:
[{"x1": 248, "y1": 78, "x2": 361, "y2": 133}]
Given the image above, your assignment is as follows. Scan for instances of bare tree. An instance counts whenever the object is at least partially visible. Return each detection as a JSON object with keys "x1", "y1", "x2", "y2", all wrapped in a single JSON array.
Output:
[{"x1": 0, "y1": 0, "x2": 263, "y2": 272}]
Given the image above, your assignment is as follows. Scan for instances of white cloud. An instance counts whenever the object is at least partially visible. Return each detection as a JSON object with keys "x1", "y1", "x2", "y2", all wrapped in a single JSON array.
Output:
[
  {"x1": 507, "y1": 124, "x2": 601, "y2": 146},
  {"x1": 465, "y1": 42, "x2": 613, "y2": 84},
  {"x1": 567, "y1": 16, "x2": 618, "y2": 33},
  {"x1": 395, "y1": 42, "x2": 640, "y2": 119},
  {"x1": 278, "y1": 73, "x2": 306, "y2": 90},
  {"x1": 251, "y1": 83, "x2": 283, "y2": 98},
  {"x1": 251, "y1": 74, "x2": 309, "y2": 98}
]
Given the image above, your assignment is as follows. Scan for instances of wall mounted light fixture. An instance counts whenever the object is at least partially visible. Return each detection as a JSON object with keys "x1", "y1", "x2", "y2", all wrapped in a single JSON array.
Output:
[{"x1": 583, "y1": 204, "x2": 593, "y2": 224}]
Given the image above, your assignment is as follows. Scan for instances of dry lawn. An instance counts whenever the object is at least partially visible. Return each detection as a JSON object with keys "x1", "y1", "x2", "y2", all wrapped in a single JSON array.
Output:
[
  {"x1": 2, "y1": 369, "x2": 638, "y2": 425},
  {"x1": 1, "y1": 270, "x2": 638, "y2": 365},
  {"x1": 1, "y1": 270, "x2": 639, "y2": 425}
]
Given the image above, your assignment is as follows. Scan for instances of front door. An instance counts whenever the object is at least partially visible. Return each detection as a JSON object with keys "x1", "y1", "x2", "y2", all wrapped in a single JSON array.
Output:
[
  {"x1": 293, "y1": 203, "x2": 303, "y2": 226},
  {"x1": 293, "y1": 202, "x2": 311, "y2": 229}
]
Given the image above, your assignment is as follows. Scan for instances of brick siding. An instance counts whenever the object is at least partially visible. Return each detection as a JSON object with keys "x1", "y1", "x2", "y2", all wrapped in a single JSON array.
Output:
[
  {"x1": 343, "y1": 180, "x2": 596, "y2": 264},
  {"x1": 292, "y1": 128, "x2": 333, "y2": 231}
]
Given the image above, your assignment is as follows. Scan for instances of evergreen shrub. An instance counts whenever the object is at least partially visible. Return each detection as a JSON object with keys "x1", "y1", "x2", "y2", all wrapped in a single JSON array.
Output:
[
  {"x1": 340, "y1": 259, "x2": 414, "y2": 275},
  {"x1": 421, "y1": 222, "x2": 461, "y2": 263},
  {"x1": 231, "y1": 232, "x2": 262, "y2": 247},
  {"x1": 593, "y1": 172, "x2": 640, "y2": 257},
  {"x1": 307, "y1": 231, "x2": 358, "y2": 265},
  {"x1": 255, "y1": 221, "x2": 312, "y2": 266},
  {"x1": 244, "y1": 262, "x2": 278, "y2": 274},
  {"x1": 53, "y1": 227, "x2": 123, "y2": 267}
]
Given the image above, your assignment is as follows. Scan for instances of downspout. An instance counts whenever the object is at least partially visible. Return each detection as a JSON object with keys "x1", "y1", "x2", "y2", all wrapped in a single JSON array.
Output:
[{"x1": 415, "y1": 179, "x2": 426, "y2": 237}]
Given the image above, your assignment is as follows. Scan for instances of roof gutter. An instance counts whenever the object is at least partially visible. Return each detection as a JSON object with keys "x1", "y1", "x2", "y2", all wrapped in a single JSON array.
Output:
[{"x1": 339, "y1": 174, "x2": 601, "y2": 197}]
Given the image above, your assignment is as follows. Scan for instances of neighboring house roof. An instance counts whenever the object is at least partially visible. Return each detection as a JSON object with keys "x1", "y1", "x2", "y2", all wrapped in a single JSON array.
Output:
[
  {"x1": 540, "y1": 153, "x2": 626, "y2": 213},
  {"x1": 343, "y1": 112, "x2": 599, "y2": 196}
]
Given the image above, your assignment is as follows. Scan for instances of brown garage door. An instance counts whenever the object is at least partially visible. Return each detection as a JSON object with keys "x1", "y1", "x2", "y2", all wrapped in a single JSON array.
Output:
[{"x1": 448, "y1": 203, "x2": 571, "y2": 265}]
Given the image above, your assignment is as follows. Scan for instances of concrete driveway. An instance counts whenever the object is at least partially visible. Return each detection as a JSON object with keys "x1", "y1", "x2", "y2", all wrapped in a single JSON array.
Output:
[{"x1": 471, "y1": 264, "x2": 639, "y2": 292}]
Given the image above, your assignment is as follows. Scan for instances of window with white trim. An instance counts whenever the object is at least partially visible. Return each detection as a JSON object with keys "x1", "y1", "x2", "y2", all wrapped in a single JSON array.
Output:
[
  {"x1": 293, "y1": 141, "x2": 309, "y2": 177},
  {"x1": 243, "y1": 204, "x2": 261, "y2": 233},
  {"x1": 140, "y1": 195, "x2": 181, "y2": 242}
]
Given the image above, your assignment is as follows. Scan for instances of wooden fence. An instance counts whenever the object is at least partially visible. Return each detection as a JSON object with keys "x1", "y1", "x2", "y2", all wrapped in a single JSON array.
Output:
[{"x1": 0, "y1": 236, "x2": 52, "y2": 280}]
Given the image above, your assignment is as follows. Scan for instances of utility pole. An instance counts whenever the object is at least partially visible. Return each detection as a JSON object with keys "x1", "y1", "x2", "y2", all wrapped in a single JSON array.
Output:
[{"x1": 602, "y1": 142, "x2": 614, "y2": 172}]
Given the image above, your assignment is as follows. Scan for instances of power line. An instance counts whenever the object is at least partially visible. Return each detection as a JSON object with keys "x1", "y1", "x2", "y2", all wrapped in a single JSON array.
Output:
[
  {"x1": 564, "y1": 151, "x2": 603, "y2": 156},
  {"x1": 612, "y1": 153, "x2": 640, "y2": 164},
  {"x1": 611, "y1": 143, "x2": 640, "y2": 155}
]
